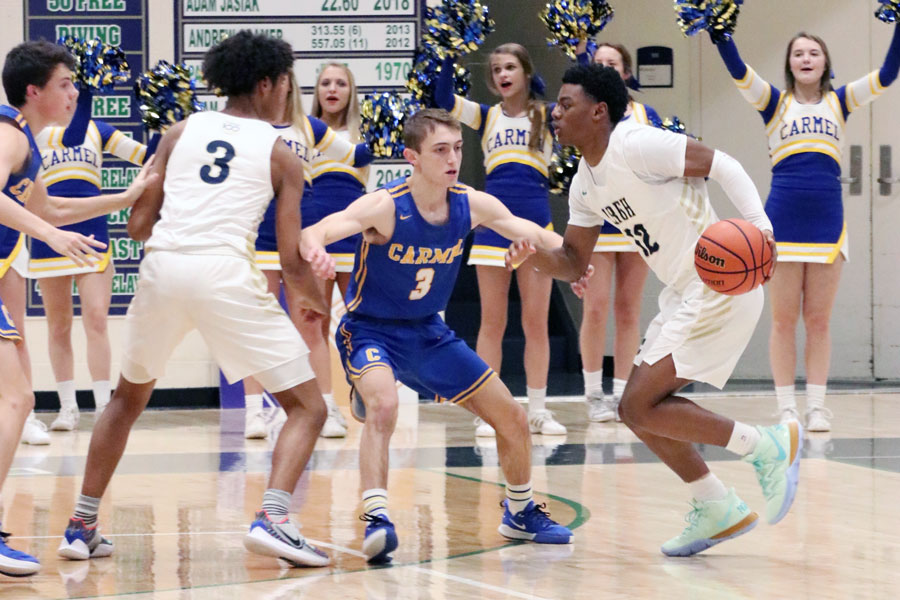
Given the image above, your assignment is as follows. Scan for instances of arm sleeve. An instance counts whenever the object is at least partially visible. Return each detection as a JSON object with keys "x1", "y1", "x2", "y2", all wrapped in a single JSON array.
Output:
[
  {"x1": 716, "y1": 38, "x2": 782, "y2": 124},
  {"x1": 621, "y1": 126, "x2": 688, "y2": 180},
  {"x1": 837, "y1": 24, "x2": 900, "y2": 116},
  {"x1": 708, "y1": 149, "x2": 773, "y2": 232},
  {"x1": 567, "y1": 171, "x2": 605, "y2": 228},
  {"x1": 97, "y1": 120, "x2": 148, "y2": 165},
  {"x1": 309, "y1": 116, "x2": 374, "y2": 167},
  {"x1": 436, "y1": 58, "x2": 488, "y2": 133},
  {"x1": 60, "y1": 89, "x2": 93, "y2": 148},
  {"x1": 434, "y1": 56, "x2": 457, "y2": 110}
]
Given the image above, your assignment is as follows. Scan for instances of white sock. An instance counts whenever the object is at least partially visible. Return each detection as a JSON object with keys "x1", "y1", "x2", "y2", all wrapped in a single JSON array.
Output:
[
  {"x1": 725, "y1": 421, "x2": 761, "y2": 456},
  {"x1": 362, "y1": 488, "x2": 389, "y2": 518},
  {"x1": 775, "y1": 385, "x2": 797, "y2": 411},
  {"x1": 526, "y1": 387, "x2": 546, "y2": 413},
  {"x1": 582, "y1": 369, "x2": 603, "y2": 397},
  {"x1": 505, "y1": 481, "x2": 533, "y2": 515},
  {"x1": 245, "y1": 394, "x2": 264, "y2": 414},
  {"x1": 689, "y1": 472, "x2": 729, "y2": 502},
  {"x1": 92, "y1": 380, "x2": 110, "y2": 411},
  {"x1": 58, "y1": 380, "x2": 77, "y2": 410},
  {"x1": 806, "y1": 384, "x2": 826, "y2": 411},
  {"x1": 612, "y1": 378, "x2": 627, "y2": 400},
  {"x1": 322, "y1": 392, "x2": 336, "y2": 410}
]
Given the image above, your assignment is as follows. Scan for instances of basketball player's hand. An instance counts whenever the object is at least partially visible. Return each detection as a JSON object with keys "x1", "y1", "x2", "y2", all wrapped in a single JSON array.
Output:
[
  {"x1": 46, "y1": 230, "x2": 106, "y2": 267},
  {"x1": 762, "y1": 229, "x2": 777, "y2": 281},
  {"x1": 301, "y1": 243, "x2": 336, "y2": 280},
  {"x1": 124, "y1": 155, "x2": 160, "y2": 202},
  {"x1": 505, "y1": 240, "x2": 536, "y2": 271},
  {"x1": 570, "y1": 264, "x2": 595, "y2": 298}
]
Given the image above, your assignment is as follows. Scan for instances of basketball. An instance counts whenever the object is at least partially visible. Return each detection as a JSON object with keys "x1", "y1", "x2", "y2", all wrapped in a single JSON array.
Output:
[{"x1": 694, "y1": 219, "x2": 772, "y2": 295}]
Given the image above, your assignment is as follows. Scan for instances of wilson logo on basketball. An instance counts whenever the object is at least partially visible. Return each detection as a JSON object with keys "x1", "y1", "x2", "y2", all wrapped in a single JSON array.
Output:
[{"x1": 695, "y1": 245, "x2": 725, "y2": 268}]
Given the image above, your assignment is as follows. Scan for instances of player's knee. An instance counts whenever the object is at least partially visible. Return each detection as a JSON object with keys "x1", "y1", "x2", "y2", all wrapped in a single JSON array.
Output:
[
  {"x1": 366, "y1": 390, "x2": 399, "y2": 428},
  {"x1": 617, "y1": 394, "x2": 643, "y2": 428},
  {"x1": 2, "y1": 387, "x2": 35, "y2": 418}
]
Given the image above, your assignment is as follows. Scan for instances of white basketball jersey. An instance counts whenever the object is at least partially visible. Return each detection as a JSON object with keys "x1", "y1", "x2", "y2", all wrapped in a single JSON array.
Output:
[
  {"x1": 568, "y1": 119, "x2": 717, "y2": 292},
  {"x1": 146, "y1": 111, "x2": 280, "y2": 259}
]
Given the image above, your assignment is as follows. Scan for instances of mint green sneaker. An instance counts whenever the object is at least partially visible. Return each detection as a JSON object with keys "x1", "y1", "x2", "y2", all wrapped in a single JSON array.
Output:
[
  {"x1": 661, "y1": 489, "x2": 758, "y2": 557},
  {"x1": 743, "y1": 421, "x2": 803, "y2": 524}
]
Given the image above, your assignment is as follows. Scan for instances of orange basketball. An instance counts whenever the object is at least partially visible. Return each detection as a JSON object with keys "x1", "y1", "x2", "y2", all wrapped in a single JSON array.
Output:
[{"x1": 694, "y1": 219, "x2": 772, "y2": 295}]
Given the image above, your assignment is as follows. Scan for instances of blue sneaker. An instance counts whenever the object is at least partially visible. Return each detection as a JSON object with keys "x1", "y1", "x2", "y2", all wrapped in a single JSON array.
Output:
[
  {"x1": 743, "y1": 422, "x2": 803, "y2": 524},
  {"x1": 360, "y1": 514, "x2": 398, "y2": 563},
  {"x1": 244, "y1": 510, "x2": 330, "y2": 567},
  {"x1": 350, "y1": 386, "x2": 366, "y2": 423},
  {"x1": 57, "y1": 518, "x2": 114, "y2": 561},
  {"x1": 498, "y1": 501, "x2": 573, "y2": 544},
  {"x1": 0, "y1": 529, "x2": 40, "y2": 577}
]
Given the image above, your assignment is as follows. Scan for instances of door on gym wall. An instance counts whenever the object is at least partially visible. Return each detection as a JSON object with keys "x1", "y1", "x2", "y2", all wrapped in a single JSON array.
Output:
[{"x1": 697, "y1": 1, "x2": 877, "y2": 380}]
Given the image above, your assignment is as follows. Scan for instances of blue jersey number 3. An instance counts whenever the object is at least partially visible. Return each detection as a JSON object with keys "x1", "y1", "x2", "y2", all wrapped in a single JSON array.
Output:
[{"x1": 200, "y1": 140, "x2": 235, "y2": 184}]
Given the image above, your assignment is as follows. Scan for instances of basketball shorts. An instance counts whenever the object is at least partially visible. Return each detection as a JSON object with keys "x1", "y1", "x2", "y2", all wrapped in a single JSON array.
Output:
[
  {"x1": 635, "y1": 279, "x2": 763, "y2": 388},
  {"x1": 336, "y1": 312, "x2": 497, "y2": 404},
  {"x1": 468, "y1": 195, "x2": 552, "y2": 267},
  {"x1": 122, "y1": 251, "x2": 313, "y2": 392},
  {"x1": 0, "y1": 295, "x2": 21, "y2": 343},
  {"x1": 593, "y1": 221, "x2": 639, "y2": 253},
  {"x1": 766, "y1": 184, "x2": 847, "y2": 263},
  {"x1": 29, "y1": 215, "x2": 111, "y2": 278}
]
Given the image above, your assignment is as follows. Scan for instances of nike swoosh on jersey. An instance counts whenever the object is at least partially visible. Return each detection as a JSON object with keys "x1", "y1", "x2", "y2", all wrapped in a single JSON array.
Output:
[{"x1": 399, "y1": 214, "x2": 412, "y2": 220}]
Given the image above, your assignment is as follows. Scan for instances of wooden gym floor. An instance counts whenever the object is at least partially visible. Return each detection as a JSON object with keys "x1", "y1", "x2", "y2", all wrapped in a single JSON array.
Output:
[{"x1": 3, "y1": 390, "x2": 899, "y2": 599}]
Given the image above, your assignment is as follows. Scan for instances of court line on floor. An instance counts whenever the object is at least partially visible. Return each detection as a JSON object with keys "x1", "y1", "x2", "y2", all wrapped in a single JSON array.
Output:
[{"x1": 410, "y1": 564, "x2": 554, "y2": 600}]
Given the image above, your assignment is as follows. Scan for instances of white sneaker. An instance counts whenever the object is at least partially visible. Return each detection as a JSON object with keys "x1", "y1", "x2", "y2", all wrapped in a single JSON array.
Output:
[
  {"x1": 805, "y1": 407, "x2": 833, "y2": 432},
  {"x1": 21, "y1": 414, "x2": 50, "y2": 445},
  {"x1": 320, "y1": 406, "x2": 347, "y2": 438},
  {"x1": 777, "y1": 406, "x2": 801, "y2": 424},
  {"x1": 587, "y1": 394, "x2": 618, "y2": 423},
  {"x1": 51, "y1": 406, "x2": 79, "y2": 432},
  {"x1": 474, "y1": 416, "x2": 496, "y2": 438},
  {"x1": 528, "y1": 409, "x2": 567, "y2": 435},
  {"x1": 244, "y1": 411, "x2": 268, "y2": 440},
  {"x1": 331, "y1": 404, "x2": 348, "y2": 428}
]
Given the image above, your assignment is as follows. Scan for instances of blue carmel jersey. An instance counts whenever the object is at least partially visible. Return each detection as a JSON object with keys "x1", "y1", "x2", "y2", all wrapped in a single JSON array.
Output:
[
  {"x1": 344, "y1": 178, "x2": 470, "y2": 320},
  {"x1": 0, "y1": 105, "x2": 41, "y2": 276}
]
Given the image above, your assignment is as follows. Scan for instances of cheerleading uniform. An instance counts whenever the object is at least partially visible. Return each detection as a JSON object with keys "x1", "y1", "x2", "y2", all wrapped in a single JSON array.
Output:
[
  {"x1": 30, "y1": 91, "x2": 152, "y2": 277},
  {"x1": 310, "y1": 129, "x2": 368, "y2": 273},
  {"x1": 435, "y1": 66, "x2": 555, "y2": 267},
  {"x1": 255, "y1": 115, "x2": 372, "y2": 270},
  {"x1": 717, "y1": 28, "x2": 900, "y2": 262},
  {"x1": 0, "y1": 105, "x2": 42, "y2": 342}
]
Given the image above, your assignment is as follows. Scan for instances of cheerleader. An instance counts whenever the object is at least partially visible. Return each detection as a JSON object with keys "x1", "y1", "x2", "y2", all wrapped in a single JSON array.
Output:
[
  {"x1": 30, "y1": 88, "x2": 155, "y2": 432},
  {"x1": 243, "y1": 72, "x2": 372, "y2": 440},
  {"x1": 713, "y1": 24, "x2": 900, "y2": 431},
  {"x1": 436, "y1": 43, "x2": 566, "y2": 436},
  {"x1": 575, "y1": 40, "x2": 657, "y2": 423}
]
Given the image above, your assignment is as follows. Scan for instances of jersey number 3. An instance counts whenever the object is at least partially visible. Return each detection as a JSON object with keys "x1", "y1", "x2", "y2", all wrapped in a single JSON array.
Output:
[
  {"x1": 200, "y1": 140, "x2": 236, "y2": 184},
  {"x1": 409, "y1": 268, "x2": 434, "y2": 300}
]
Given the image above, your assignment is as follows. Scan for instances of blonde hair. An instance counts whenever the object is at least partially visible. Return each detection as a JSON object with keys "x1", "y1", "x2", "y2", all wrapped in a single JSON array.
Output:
[
  {"x1": 488, "y1": 43, "x2": 545, "y2": 152},
  {"x1": 311, "y1": 62, "x2": 362, "y2": 143}
]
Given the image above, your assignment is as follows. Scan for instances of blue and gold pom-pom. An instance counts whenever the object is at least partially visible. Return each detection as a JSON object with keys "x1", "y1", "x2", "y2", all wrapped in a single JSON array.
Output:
[
  {"x1": 134, "y1": 61, "x2": 203, "y2": 131},
  {"x1": 58, "y1": 36, "x2": 130, "y2": 92},
  {"x1": 549, "y1": 143, "x2": 582, "y2": 195},
  {"x1": 360, "y1": 93, "x2": 422, "y2": 159},
  {"x1": 650, "y1": 114, "x2": 696, "y2": 138},
  {"x1": 876, "y1": 0, "x2": 900, "y2": 23},
  {"x1": 540, "y1": 1, "x2": 615, "y2": 59},
  {"x1": 422, "y1": 0, "x2": 495, "y2": 57},
  {"x1": 674, "y1": 0, "x2": 743, "y2": 45},
  {"x1": 406, "y1": 45, "x2": 471, "y2": 106}
]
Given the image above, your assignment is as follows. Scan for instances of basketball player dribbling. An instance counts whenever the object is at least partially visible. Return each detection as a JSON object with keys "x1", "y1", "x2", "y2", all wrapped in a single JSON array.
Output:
[
  {"x1": 508, "y1": 63, "x2": 803, "y2": 557},
  {"x1": 56, "y1": 31, "x2": 334, "y2": 568}
]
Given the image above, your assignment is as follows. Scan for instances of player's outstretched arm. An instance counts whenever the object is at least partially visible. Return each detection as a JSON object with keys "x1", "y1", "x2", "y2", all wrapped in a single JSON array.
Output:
[
  {"x1": 300, "y1": 188, "x2": 395, "y2": 278},
  {"x1": 126, "y1": 121, "x2": 185, "y2": 241},
  {"x1": 469, "y1": 188, "x2": 592, "y2": 281}
]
